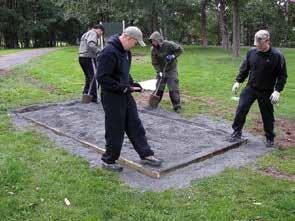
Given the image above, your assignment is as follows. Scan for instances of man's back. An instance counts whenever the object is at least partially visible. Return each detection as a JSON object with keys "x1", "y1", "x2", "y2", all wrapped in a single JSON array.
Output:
[{"x1": 79, "y1": 29, "x2": 99, "y2": 58}]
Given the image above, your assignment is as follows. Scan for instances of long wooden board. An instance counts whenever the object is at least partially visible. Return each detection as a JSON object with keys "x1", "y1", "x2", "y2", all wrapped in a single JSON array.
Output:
[{"x1": 21, "y1": 115, "x2": 161, "y2": 179}]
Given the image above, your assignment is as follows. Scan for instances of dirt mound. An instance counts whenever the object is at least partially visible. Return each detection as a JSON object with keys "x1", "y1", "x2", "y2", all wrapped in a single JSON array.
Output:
[{"x1": 251, "y1": 117, "x2": 295, "y2": 148}]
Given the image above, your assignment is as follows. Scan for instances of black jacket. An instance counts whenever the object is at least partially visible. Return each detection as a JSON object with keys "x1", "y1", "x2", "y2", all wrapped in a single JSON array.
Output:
[
  {"x1": 236, "y1": 47, "x2": 287, "y2": 92},
  {"x1": 97, "y1": 34, "x2": 133, "y2": 94}
]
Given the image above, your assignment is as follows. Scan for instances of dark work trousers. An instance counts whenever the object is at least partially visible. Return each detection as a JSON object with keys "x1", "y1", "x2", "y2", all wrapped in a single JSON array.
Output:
[
  {"x1": 155, "y1": 69, "x2": 181, "y2": 110},
  {"x1": 101, "y1": 91, "x2": 154, "y2": 164},
  {"x1": 232, "y1": 86, "x2": 275, "y2": 140},
  {"x1": 79, "y1": 57, "x2": 98, "y2": 100}
]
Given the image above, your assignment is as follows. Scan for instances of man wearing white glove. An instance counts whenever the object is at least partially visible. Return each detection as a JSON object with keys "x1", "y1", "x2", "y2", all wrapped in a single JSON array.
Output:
[
  {"x1": 229, "y1": 30, "x2": 287, "y2": 147},
  {"x1": 269, "y1": 90, "x2": 280, "y2": 104},
  {"x1": 232, "y1": 82, "x2": 240, "y2": 94}
]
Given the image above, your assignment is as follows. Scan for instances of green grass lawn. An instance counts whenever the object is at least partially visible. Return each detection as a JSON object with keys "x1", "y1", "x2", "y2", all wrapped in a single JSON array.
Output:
[{"x1": 0, "y1": 46, "x2": 294, "y2": 220}]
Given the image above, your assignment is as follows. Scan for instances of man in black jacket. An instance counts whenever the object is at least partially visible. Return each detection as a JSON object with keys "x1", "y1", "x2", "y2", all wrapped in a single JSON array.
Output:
[
  {"x1": 229, "y1": 30, "x2": 287, "y2": 147},
  {"x1": 97, "y1": 26, "x2": 162, "y2": 171}
]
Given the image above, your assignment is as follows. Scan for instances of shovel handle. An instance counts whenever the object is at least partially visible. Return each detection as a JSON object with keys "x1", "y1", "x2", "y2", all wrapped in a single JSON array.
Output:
[
  {"x1": 87, "y1": 58, "x2": 97, "y2": 96},
  {"x1": 154, "y1": 62, "x2": 168, "y2": 95}
]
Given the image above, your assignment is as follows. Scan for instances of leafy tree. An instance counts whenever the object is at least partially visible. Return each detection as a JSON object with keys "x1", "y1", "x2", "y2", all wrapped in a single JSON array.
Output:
[{"x1": 0, "y1": 0, "x2": 294, "y2": 48}]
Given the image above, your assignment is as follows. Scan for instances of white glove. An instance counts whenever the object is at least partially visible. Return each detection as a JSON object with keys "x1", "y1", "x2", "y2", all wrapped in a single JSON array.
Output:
[
  {"x1": 159, "y1": 72, "x2": 163, "y2": 77},
  {"x1": 232, "y1": 82, "x2": 240, "y2": 94},
  {"x1": 270, "y1": 91, "x2": 280, "y2": 104}
]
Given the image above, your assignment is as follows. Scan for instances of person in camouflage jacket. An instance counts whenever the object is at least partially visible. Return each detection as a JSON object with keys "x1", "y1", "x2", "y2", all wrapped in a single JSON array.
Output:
[{"x1": 149, "y1": 31, "x2": 183, "y2": 113}]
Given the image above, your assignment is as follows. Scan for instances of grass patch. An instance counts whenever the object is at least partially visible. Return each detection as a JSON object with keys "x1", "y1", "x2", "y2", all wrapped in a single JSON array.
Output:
[
  {"x1": 0, "y1": 46, "x2": 294, "y2": 220},
  {"x1": 26, "y1": 47, "x2": 83, "y2": 96},
  {"x1": 257, "y1": 148, "x2": 295, "y2": 175},
  {"x1": 0, "y1": 113, "x2": 294, "y2": 220},
  {"x1": 0, "y1": 67, "x2": 69, "y2": 113}
]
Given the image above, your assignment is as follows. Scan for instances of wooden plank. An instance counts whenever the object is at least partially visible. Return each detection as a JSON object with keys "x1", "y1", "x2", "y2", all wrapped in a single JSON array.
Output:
[
  {"x1": 21, "y1": 115, "x2": 161, "y2": 179},
  {"x1": 159, "y1": 140, "x2": 247, "y2": 176},
  {"x1": 20, "y1": 114, "x2": 245, "y2": 179},
  {"x1": 73, "y1": 137, "x2": 160, "y2": 179}
]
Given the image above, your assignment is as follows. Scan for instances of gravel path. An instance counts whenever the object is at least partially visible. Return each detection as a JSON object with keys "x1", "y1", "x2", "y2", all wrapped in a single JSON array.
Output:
[{"x1": 0, "y1": 48, "x2": 57, "y2": 75}]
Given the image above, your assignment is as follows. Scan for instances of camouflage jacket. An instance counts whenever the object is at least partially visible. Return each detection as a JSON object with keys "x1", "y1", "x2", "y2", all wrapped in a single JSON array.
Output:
[{"x1": 149, "y1": 32, "x2": 183, "y2": 73}]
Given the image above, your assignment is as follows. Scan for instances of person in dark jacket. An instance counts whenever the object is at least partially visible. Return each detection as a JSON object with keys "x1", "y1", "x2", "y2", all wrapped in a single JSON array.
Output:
[
  {"x1": 229, "y1": 30, "x2": 287, "y2": 147},
  {"x1": 96, "y1": 26, "x2": 162, "y2": 172},
  {"x1": 149, "y1": 31, "x2": 183, "y2": 113},
  {"x1": 79, "y1": 24, "x2": 104, "y2": 103}
]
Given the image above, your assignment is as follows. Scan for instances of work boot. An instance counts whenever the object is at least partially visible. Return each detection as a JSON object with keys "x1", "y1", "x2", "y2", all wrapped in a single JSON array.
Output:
[
  {"x1": 141, "y1": 155, "x2": 162, "y2": 167},
  {"x1": 266, "y1": 139, "x2": 274, "y2": 148},
  {"x1": 174, "y1": 106, "x2": 181, "y2": 113},
  {"x1": 228, "y1": 131, "x2": 242, "y2": 142},
  {"x1": 102, "y1": 162, "x2": 123, "y2": 172}
]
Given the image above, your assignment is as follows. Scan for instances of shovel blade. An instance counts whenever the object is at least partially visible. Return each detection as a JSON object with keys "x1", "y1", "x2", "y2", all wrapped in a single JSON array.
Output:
[
  {"x1": 82, "y1": 94, "x2": 93, "y2": 104},
  {"x1": 148, "y1": 93, "x2": 161, "y2": 108}
]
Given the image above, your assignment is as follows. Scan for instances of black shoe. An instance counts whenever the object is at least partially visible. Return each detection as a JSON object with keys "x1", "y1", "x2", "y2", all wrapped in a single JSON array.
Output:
[
  {"x1": 141, "y1": 155, "x2": 162, "y2": 167},
  {"x1": 102, "y1": 162, "x2": 123, "y2": 172},
  {"x1": 266, "y1": 139, "x2": 274, "y2": 148},
  {"x1": 228, "y1": 131, "x2": 242, "y2": 142},
  {"x1": 174, "y1": 107, "x2": 181, "y2": 113}
]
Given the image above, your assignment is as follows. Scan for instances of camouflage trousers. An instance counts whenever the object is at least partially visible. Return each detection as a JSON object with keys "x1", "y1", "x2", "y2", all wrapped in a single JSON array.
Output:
[{"x1": 154, "y1": 68, "x2": 181, "y2": 110}]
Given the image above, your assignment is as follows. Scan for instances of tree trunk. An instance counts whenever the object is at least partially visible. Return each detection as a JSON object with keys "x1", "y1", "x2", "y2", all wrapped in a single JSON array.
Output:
[
  {"x1": 215, "y1": 0, "x2": 229, "y2": 50},
  {"x1": 232, "y1": 0, "x2": 240, "y2": 57},
  {"x1": 284, "y1": 0, "x2": 290, "y2": 45},
  {"x1": 24, "y1": 33, "x2": 30, "y2": 48},
  {"x1": 0, "y1": 33, "x2": 3, "y2": 48},
  {"x1": 4, "y1": 31, "x2": 18, "y2": 48},
  {"x1": 2, "y1": 0, "x2": 18, "y2": 48},
  {"x1": 150, "y1": 1, "x2": 159, "y2": 32},
  {"x1": 200, "y1": 0, "x2": 208, "y2": 47},
  {"x1": 178, "y1": 29, "x2": 186, "y2": 43}
]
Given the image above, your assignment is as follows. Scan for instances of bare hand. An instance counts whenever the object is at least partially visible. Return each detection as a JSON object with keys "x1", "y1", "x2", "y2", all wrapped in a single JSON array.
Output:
[{"x1": 130, "y1": 86, "x2": 143, "y2": 92}]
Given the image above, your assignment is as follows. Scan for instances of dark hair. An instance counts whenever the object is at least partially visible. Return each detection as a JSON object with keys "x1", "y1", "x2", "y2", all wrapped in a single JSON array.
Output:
[{"x1": 93, "y1": 24, "x2": 105, "y2": 33}]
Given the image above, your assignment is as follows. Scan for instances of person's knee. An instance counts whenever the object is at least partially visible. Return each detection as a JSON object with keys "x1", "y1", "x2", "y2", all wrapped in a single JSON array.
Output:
[
  {"x1": 156, "y1": 90, "x2": 164, "y2": 97},
  {"x1": 235, "y1": 105, "x2": 250, "y2": 117}
]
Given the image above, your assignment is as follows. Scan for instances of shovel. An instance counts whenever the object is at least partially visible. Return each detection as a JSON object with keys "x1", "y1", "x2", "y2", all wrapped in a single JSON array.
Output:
[
  {"x1": 82, "y1": 58, "x2": 97, "y2": 103},
  {"x1": 148, "y1": 63, "x2": 168, "y2": 108}
]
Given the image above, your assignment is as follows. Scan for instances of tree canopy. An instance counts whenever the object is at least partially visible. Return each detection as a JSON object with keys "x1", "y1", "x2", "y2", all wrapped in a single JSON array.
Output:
[{"x1": 0, "y1": 0, "x2": 294, "y2": 52}]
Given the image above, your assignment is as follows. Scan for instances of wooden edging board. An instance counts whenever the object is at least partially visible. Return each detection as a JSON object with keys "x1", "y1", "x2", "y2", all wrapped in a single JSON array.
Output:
[
  {"x1": 19, "y1": 114, "x2": 246, "y2": 180},
  {"x1": 21, "y1": 115, "x2": 161, "y2": 179}
]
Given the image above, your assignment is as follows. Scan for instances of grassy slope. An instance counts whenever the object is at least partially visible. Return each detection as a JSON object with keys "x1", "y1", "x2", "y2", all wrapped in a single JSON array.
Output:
[{"x1": 0, "y1": 46, "x2": 294, "y2": 220}]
